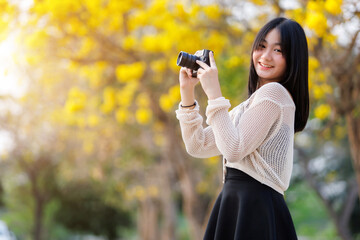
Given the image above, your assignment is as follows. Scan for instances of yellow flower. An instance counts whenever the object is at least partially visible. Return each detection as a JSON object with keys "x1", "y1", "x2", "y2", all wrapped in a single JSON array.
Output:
[
  {"x1": 66, "y1": 17, "x2": 87, "y2": 36},
  {"x1": 117, "y1": 92, "x2": 132, "y2": 107},
  {"x1": 225, "y1": 56, "x2": 243, "y2": 68},
  {"x1": 307, "y1": 1, "x2": 324, "y2": 12},
  {"x1": 159, "y1": 94, "x2": 174, "y2": 112},
  {"x1": 305, "y1": 12, "x2": 328, "y2": 37},
  {"x1": 141, "y1": 34, "x2": 173, "y2": 52},
  {"x1": 77, "y1": 38, "x2": 96, "y2": 58},
  {"x1": 128, "y1": 10, "x2": 148, "y2": 31},
  {"x1": 324, "y1": 33, "x2": 338, "y2": 47},
  {"x1": 322, "y1": 83, "x2": 333, "y2": 94},
  {"x1": 101, "y1": 103, "x2": 114, "y2": 114},
  {"x1": 25, "y1": 30, "x2": 48, "y2": 49},
  {"x1": 150, "y1": 59, "x2": 167, "y2": 73},
  {"x1": 251, "y1": 0, "x2": 266, "y2": 5},
  {"x1": 116, "y1": 62, "x2": 146, "y2": 82},
  {"x1": 65, "y1": 87, "x2": 87, "y2": 113},
  {"x1": 314, "y1": 104, "x2": 331, "y2": 120},
  {"x1": 286, "y1": 8, "x2": 305, "y2": 23},
  {"x1": 103, "y1": 87, "x2": 116, "y2": 101},
  {"x1": 122, "y1": 36, "x2": 137, "y2": 50},
  {"x1": 101, "y1": 87, "x2": 116, "y2": 113},
  {"x1": 136, "y1": 93, "x2": 150, "y2": 107},
  {"x1": 309, "y1": 57, "x2": 320, "y2": 72},
  {"x1": 313, "y1": 83, "x2": 333, "y2": 99},
  {"x1": 116, "y1": 108, "x2": 130, "y2": 124},
  {"x1": 107, "y1": 15, "x2": 123, "y2": 31},
  {"x1": 313, "y1": 85, "x2": 325, "y2": 99},
  {"x1": 168, "y1": 85, "x2": 181, "y2": 103},
  {"x1": 325, "y1": 0, "x2": 342, "y2": 15},
  {"x1": 136, "y1": 108, "x2": 152, "y2": 125},
  {"x1": 174, "y1": 3, "x2": 188, "y2": 21},
  {"x1": 63, "y1": 111, "x2": 78, "y2": 126},
  {"x1": 87, "y1": 114, "x2": 100, "y2": 127},
  {"x1": 76, "y1": 117, "x2": 86, "y2": 128},
  {"x1": 203, "y1": 5, "x2": 221, "y2": 20},
  {"x1": 206, "y1": 156, "x2": 220, "y2": 166},
  {"x1": 206, "y1": 31, "x2": 228, "y2": 54},
  {"x1": 169, "y1": 55, "x2": 180, "y2": 73},
  {"x1": 141, "y1": 35, "x2": 159, "y2": 52},
  {"x1": 26, "y1": 55, "x2": 42, "y2": 65}
]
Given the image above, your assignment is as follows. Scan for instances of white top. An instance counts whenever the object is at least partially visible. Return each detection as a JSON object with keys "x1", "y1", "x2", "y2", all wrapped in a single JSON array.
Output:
[{"x1": 175, "y1": 82, "x2": 296, "y2": 194}]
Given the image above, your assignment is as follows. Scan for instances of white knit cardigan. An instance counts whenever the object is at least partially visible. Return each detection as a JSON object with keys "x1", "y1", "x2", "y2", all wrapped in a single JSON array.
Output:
[{"x1": 176, "y1": 82, "x2": 296, "y2": 194}]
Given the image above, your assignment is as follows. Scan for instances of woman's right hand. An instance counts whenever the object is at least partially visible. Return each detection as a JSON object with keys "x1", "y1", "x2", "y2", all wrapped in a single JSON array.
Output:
[
  {"x1": 179, "y1": 67, "x2": 199, "y2": 106},
  {"x1": 179, "y1": 67, "x2": 199, "y2": 89}
]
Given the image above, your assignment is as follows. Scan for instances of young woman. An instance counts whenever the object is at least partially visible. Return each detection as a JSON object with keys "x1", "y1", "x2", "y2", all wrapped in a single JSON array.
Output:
[{"x1": 176, "y1": 17, "x2": 309, "y2": 239}]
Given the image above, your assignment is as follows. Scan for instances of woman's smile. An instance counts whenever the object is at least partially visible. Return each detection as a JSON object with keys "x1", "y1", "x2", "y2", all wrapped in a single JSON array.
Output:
[{"x1": 258, "y1": 62, "x2": 273, "y2": 69}]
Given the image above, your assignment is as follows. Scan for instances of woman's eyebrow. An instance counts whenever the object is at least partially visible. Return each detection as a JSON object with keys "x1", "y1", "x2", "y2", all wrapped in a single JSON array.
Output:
[{"x1": 262, "y1": 39, "x2": 282, "y2": 46}]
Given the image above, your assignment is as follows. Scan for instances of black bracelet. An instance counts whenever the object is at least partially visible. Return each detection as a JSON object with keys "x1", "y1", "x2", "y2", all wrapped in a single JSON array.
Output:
[{"x1": 181, "y1": 102, "x2": 196, "y2": 108}]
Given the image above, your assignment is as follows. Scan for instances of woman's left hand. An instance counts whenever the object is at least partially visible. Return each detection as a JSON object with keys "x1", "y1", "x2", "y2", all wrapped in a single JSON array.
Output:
[{"x1": 196, "y1": 51, "x2": 223, "y2": 100}]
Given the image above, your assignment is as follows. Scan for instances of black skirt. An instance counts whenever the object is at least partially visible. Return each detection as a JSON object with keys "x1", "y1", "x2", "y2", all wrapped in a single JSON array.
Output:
[{"x1": 204, "y1": 167, "x2": 298, "y2": 240}]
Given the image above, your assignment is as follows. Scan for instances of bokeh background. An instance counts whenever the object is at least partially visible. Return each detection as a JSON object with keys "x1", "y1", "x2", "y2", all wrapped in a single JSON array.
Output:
[{"x1": 0, "y1": 0, "x2": 359, "y2": 239}]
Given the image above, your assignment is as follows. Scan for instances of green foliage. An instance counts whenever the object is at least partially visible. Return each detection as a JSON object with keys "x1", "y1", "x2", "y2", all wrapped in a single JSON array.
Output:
[
  {"x1": 287, "y1": 182, "x2": 339, "y2": 239},
  {"x1": 218, "y1": 54, "x2": 248, "y2": 106},
  {"x1": 55, "y1": 181, "x2": 133, "y2": 240}
]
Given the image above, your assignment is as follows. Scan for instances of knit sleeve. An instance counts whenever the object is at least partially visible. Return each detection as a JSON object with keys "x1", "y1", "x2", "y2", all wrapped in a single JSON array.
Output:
[
  {"x1": 205, "y1": 89, "x2": 282, "y2": 162},
  {"x1": 175, "y1": 100, "x2": 230, "y2": 158}
]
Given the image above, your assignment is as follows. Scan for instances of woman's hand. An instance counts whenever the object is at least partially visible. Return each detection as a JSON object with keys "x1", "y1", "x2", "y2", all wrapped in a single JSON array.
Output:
[
  {"x1": 179, "y1": 67, "x2": 199, "y2": 107},
  {"x1": 179, "y1": 67, "x2": 199, "y2": 90},
  {"x1": 196, "y1": 51, "x2": 223, "y2": 100}
]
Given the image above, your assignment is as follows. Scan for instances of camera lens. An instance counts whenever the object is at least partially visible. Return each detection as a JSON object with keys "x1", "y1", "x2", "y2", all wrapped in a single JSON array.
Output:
[{"x1": 176, "y1": 51, "x2": 199, "y2": 70}]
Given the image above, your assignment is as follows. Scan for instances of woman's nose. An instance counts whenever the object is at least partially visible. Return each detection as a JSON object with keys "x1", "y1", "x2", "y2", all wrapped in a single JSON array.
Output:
[{"x1": 261, "y1": 49, "x2": 272, "y2": 61}]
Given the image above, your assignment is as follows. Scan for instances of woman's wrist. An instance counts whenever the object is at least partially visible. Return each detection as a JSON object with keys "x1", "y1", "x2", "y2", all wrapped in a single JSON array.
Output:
[
  {"x1": 180, "y1": 88, "x2": 196, "y2": 106},
  {"x1": 180, "y1": 102, "x2": 196, "y2": 108},
  {"x1": 207, "y1": 92, "x2": 223, "y2": 100}
]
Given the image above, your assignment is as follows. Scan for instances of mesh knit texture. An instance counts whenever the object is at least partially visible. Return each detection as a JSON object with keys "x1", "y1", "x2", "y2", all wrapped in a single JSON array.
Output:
[{"x1": 176, "y1": 82, "x2": 296, "y2": 194}]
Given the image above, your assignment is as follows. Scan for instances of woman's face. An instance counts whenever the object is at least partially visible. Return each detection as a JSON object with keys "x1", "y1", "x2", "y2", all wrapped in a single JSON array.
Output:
[{"x1": 252, "y1": 28, "x2": 286, "y2": 86}]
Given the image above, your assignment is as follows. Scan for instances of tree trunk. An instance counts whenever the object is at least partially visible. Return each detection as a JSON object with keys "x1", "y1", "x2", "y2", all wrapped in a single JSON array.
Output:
[
  {"x1": 346, "y1": 114, "x2": 360, "y2": 199},
  {"x1": 159, "y1": 158, "x2": 176, "y2": 240},
  {"x1": 33, "y1": 194, "x2": 44, "y2": 240},
  {"x1": 138, "y1": 198, "x2": 159, "y2": 240},
  {"x1": 30, "y1": 174, "x2": 44, "y2": 240}
]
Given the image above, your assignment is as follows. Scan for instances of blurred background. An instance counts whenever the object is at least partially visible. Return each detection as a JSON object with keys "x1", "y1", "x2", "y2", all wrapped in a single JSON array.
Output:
[{"x1": 0, "y1": 0, "x2": 358, "y2": 239}]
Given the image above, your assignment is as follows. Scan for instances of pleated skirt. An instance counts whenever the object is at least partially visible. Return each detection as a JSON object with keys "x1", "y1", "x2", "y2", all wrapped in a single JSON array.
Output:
[{"x1": 203, "y1": 167, "x2": 298, "y2": 240}]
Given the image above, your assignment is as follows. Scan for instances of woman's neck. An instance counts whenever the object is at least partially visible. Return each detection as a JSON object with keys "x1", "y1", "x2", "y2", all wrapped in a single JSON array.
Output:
[{"x1": 257, "y1": 79, "x2": 278, "y2": 89}]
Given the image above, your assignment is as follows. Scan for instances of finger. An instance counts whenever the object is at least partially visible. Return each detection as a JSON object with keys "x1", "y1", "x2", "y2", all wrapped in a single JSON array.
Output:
[
  {"x1": 186, "y1": 68, "x2": 193, "y2": 78},
  {"x1": 209, "y1": 51, "x2": 217, "y2": 68},
  {"x1": 196, "y1": 60, "x2": 210, "y2": 70},
  {"x1": 180, "y1": 67, "x2": 187, "y2": 73}
]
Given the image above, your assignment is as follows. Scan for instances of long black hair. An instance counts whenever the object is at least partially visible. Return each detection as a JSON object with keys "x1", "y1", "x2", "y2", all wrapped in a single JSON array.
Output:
[{"x1": 248, "y1": 17, "x2": 309, "y2": 133}]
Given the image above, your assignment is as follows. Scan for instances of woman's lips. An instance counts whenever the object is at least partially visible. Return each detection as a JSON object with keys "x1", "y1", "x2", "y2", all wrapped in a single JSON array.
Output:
[{"x1": 259, "y1": 62, "x2": 273, "y2": 69}]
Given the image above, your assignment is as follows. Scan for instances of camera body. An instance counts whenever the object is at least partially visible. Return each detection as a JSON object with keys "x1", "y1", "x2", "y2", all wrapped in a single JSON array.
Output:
[{"x1": 176, "y1": 49, "x2": 212, "y2": 77}]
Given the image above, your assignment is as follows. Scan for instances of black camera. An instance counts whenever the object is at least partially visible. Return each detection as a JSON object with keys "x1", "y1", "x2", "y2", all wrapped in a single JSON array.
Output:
[{"x1": 176, "y1": 49, "x2": 212, "y2": 77}]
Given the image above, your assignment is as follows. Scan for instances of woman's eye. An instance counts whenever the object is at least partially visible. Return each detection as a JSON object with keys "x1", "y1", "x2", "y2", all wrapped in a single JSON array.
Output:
[
  {"x1": 274, "y1": 49, "x2": 282, "y2": 53},
  {"x1": 258, "y1": 44, "x2": 265, "y2": 49}
]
